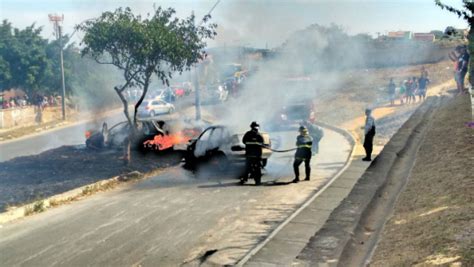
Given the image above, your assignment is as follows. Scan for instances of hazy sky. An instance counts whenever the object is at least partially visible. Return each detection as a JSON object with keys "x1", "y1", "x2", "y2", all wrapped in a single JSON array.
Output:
[{"x1": 0, "y1": 0, "x2": 468, "y2": 48}]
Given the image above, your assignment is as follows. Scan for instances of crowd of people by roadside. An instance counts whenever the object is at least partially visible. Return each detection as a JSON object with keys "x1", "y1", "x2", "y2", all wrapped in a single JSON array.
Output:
[
  {"x1": 1, "y1": 96, "x2": 28, "y2": 109},
  {"x1": 387, "y1": 67, "x2": 431, "y2": 106},
  {"x1": 0, "y1": 94, "x2": 61, "y2": 110}
]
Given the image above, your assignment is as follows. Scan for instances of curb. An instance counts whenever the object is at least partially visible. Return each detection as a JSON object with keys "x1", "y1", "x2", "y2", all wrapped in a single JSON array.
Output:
[
  {"x1": 0, "y1": 175, "x2": 122, "y2": 224},
  {"x1": 295, "y1": 97, "x2": 440, "y2": 265},
  {"x1": 236, "y1": 124, "x2": 357, "y2": 266}
]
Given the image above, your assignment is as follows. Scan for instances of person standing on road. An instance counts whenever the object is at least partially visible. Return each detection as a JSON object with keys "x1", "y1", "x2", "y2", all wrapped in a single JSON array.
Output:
[
  {"x1": 398, "y1": 80, "x2": 406, "y2": 105},
  {"x1": 292, "y1": 126, "x2": 313, "y2": 183},
  {"x1": 404, "y1": 78, "x2": 412, "y2": 104},
  {"x1": 417, "y1": 74, "x2": 430, "y2": 102},
  {"x1": 302, "y1": 120, "x2": 324, "y2": 155},
  {"x1": 242, "y1": 121, "x2": 264, "y2": 184},
  {"x1": 362, "y1": 108, "x2": 376, "y2": 161},
  {"x1": 457, "y1": 45, "x2": 470, "y2": 94},
  {"x1": 388, "y1": 78, "x2": 396, "y2": 106}
]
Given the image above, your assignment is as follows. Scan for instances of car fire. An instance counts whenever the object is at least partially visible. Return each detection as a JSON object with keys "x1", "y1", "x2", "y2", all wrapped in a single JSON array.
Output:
[{"x1": 143, "y1": 128, "x2": 201, "y2": 151}]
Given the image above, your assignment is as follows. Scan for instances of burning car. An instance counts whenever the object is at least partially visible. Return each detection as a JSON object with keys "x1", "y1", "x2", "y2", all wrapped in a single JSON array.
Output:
[
  {"x1": 85, "y1": 119, "x2": 202, "y2": 152},
  {"x1": 183, "y1": 125, "x2": 272, "y2": 171}
]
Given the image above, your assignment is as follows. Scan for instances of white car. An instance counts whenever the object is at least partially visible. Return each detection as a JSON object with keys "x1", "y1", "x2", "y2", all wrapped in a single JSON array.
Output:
[{"x1": 138, "y1": 99, "x2": 175, "y2": 117}]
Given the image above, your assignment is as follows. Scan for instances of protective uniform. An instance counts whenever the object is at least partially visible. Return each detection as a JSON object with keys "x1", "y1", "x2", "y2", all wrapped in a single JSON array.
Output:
[
  {"x1": 303, "y1": 121, "x2": 324, "y2": 155},
  {"x1": 242, "y1": 122, "x2": 264, "y2": 182},
  {"x1": 293, "y1": 126, "x2": 313, "y2": 183}
]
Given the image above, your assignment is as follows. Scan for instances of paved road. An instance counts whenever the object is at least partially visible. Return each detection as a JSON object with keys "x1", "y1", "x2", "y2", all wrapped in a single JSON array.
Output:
[
  {"x1": 0, "y1": 97, "x2": 195, "y2": 162},
  {"x1": 0, "y1": 127, "x2": 351, "y2": 266}
]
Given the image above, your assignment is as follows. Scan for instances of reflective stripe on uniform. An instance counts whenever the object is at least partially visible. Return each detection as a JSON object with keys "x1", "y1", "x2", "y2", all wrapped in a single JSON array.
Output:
[
  {"x1": 297, "y1": 145, "x2": 312, "y2": 148},
  {"x1": 245, "y1": 142, "x2": 263, "y2": 145}
]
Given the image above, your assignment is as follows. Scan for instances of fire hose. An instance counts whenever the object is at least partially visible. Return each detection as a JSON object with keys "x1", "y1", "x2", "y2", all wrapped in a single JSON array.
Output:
[{"x1": 261, "y1": 145, "x2": 297, "y2": 153}]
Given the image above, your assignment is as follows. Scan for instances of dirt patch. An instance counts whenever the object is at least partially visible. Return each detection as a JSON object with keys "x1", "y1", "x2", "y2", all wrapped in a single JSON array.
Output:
[
  {"x1": 0, "y1": 146, "x2": 183, "y2": 211},
  {"x1": 370, "y1": 95, "x2": 474, "y2": 266}
]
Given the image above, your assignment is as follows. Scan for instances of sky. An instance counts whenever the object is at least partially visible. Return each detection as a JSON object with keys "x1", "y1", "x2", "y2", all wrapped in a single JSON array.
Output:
[{"x1": 0, "y1": 0, "x2": 468, "y2": 48}]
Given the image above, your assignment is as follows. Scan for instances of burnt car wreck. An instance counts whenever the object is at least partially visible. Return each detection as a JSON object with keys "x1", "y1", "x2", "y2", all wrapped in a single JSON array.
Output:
[
  {"x1": 85, "y1": 119, "x2": 203, "y2": 152},
  {"x1": 183, "y1": 125, "x2": 272, "y2": 175}
]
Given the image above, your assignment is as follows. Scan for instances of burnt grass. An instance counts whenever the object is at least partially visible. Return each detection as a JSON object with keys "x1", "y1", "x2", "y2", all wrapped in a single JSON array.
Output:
[{"x1": 0, "y1": 146, "x2": 183, "y2": 212}]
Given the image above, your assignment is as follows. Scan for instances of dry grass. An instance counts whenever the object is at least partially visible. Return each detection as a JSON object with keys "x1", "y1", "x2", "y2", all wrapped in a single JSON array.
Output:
[{"x1": 371, "y1": 96, "x2": 474, "y2": 266}]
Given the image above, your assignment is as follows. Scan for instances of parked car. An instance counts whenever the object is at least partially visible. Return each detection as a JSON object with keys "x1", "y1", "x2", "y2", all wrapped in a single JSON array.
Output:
[
  {"x1": 184, "y1": 125, "x2": 272, "y2": 172},
  {"x1": 137, "y1": 99, "x2": 175, "y2": 117},
  {"x1": 148, "y1": 89, "x2": 176, "y2": 103}
]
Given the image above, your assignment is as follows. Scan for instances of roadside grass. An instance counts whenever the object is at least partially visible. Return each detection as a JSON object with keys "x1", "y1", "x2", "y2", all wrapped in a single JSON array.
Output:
[
  {"x1": 371, "y1": 96, "x2": 473, "y2": 266},
  {"x1": 24, "y1": 200, "x2": 46, "y2": 216}
]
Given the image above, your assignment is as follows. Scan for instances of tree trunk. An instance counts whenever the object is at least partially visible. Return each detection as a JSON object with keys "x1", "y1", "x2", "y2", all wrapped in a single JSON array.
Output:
[
  {"x1": 114, "y1": 85, "x2": 133, "y2": 165},
  {"x1": 114, "y1": 86, "x2": 133, "y2": 128},
  {"x1": 133, "y1": 73, "x2": 151, "y2": 128}
]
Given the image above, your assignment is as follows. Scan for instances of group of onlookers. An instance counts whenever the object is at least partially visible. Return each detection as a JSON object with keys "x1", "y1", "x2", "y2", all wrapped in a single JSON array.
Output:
[
  {"x1": 0, "y1": 94, "x2": 60, "y2": 110},
  {"x1": 1, "y1": 96, "x2": 29, "y2": 109},
  {"x1": 387, "y1": 67, "x2": 430, "y2": 106}
]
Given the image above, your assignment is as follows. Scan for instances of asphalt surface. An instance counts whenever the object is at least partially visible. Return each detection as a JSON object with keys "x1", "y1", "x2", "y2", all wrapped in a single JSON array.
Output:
[{"x1": 0, "y1": 127, "x2": 351, "y2": 266}]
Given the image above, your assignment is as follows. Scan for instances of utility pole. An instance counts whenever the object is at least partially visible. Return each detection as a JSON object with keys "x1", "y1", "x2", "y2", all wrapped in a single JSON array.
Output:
[
  {"x1": 194, "y1": 0, "x2": 220, "y2": 121},
  {"x1": 48, "y1": 14, "x2": 67, "y2": 120}
]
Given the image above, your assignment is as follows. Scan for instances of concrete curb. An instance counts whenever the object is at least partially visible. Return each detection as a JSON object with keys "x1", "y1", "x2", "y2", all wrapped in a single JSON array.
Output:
[
  {"x1": 236, "y1": 124, "x2": 357, "y2": 266},
  {"x1": 0, "y1": 175, "x2": 124, "y2": 224},
  {"x1": 295, "y1": 97, "x2": 440, "y2": 266}
]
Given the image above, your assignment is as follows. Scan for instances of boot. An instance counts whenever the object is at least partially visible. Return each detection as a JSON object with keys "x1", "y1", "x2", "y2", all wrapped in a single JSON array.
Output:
[{"x1": 292, "y1": 178, "x2": 300, "y2": 183}]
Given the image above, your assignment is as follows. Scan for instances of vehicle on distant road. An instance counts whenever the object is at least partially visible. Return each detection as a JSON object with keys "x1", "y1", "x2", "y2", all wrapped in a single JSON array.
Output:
[
  {"x1": 268, "y1": 101, "x2": 315, "y2": 130},
  {"x1": 137, "y1": 99, "x2": 175, "y2": 118},
  {"x1": 148, "y1": 89, "x2": 176, "y2": 103}
]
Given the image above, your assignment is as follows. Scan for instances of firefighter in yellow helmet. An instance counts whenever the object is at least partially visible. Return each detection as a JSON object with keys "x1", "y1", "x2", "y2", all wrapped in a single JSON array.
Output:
[{"x1": 292, "y1": 125, "x2": 313, "y2": 183}]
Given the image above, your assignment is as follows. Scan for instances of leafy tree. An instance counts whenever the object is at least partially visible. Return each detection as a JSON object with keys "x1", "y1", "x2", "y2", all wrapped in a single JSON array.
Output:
[
  {"x1": 0, "y1": 20, "x2": 52, "y2": 96},
  {"x1": 77, "y1": 6, "x2": 217, "y2": 129},
  {"x1": 435, "y1": 0, "x2": 474, "y2": 85},
  {"x1": 444, "y1": 26, "x2": 459, "y2": 36}
]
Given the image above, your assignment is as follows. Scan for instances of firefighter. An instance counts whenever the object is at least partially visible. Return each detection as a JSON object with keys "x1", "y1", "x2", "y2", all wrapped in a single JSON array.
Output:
[
  {"x1": 292, "y1": 126, "x2": 313, "y2": 183},
  {"x1": 242, "y1": 121, "x2": 264, "y2": 184},
  {"x1": 302, "y1": 120, "x2": 324, "y2": 155}
]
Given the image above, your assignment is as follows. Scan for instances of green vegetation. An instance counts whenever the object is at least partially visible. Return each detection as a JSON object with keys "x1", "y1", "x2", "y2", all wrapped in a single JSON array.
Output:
[
  {"x1": 77, "y1": 6, "x2": 217, "y2": 129},
  {"x1": 0, "y1": 20, "x2": 120, "y2": 109},
  {"x1": 24, "y1": 200, "x2": 45, "y2": 216}
]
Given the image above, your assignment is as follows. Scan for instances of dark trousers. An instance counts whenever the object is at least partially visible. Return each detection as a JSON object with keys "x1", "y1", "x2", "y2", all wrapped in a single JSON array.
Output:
[
  {"x1": 293, "y1": 157, "x2": 311, "y2": 179},
  {"x1": 363, "y1": 128, "x2": 375, "y2": 159},
  {"x1": 244, "y1": 157, "x2": 261, "y2": 178}
]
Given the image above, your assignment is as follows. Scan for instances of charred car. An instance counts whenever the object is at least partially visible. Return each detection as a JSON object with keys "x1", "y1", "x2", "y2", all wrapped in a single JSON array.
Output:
[
  {"x1": 85, "y1": 119, "x2": 201, "y2": 152},
  {"x1": 183, "y1": 125, "x2": 272, "y2": 172}
]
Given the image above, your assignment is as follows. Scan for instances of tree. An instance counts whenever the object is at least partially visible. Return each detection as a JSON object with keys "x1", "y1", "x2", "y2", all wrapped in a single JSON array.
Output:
[
  {"x1": 77, "y1": 7, "x2": 216, "y2": 129},
  {"x1": 0, "y1": 20, "x2": 52, "y2": 96},
  {"x1": 435, "y1": 0, "x2": 474, "y2": 85},
  {"x1": 444, "y1": 26, "x2": 459, "y2": 36}
]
